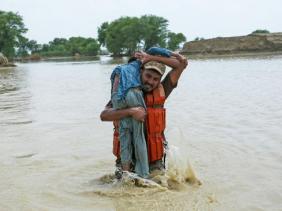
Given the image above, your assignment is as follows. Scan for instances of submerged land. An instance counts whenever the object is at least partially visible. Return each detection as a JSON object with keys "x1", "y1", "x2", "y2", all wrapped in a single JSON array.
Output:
[{"x1": 181, "y1": 32, "x2": 282, "y2": 59}]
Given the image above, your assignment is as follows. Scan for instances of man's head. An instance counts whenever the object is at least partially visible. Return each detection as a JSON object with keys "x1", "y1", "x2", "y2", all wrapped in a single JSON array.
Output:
[{"x1": 141, "y1": 61, "x2": 166, "y2": 92}]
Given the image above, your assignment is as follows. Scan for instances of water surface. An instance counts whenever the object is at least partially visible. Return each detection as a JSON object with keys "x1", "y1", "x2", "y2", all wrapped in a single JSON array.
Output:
[{"x1": 1, "y1": 56, "x2": 282, "y2": 211}]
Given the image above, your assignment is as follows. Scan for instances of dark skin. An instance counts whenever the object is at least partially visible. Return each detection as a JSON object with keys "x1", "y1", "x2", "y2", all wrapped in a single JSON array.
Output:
[{"x1": 100, "y1": 52, "x2": 188, "y2": 122}]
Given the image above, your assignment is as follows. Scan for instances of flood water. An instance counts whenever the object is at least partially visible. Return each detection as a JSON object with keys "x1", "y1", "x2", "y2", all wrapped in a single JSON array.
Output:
[{"x1": 0, "y1": 56, "x2": 282, "y2": 211}]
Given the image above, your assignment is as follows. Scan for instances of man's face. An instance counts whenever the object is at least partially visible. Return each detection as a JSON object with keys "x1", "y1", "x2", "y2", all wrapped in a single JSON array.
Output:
[{"x1": 141, "y1": 68, "x2": 162, "y2": 92}]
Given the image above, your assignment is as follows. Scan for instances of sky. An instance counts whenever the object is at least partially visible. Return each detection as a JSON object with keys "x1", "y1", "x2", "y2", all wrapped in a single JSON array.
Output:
[{"x1": 1, "y1": 0, "x2": 282, "y2": 44}]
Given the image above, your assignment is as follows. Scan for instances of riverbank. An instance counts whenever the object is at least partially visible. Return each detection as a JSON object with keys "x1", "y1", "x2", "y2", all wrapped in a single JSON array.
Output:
[
  {"x1": 0, "y1": 63, "x2": 17, "y2": 68},
  {"x1": 181, "y1": 32, "x2": 282, "y2": 59},
  {"x1": 183, "y1": 50, "x2": 282, "y2": 60},
  {"x1": 14, "y1": 55, "x2": 100, "y2": 63}
]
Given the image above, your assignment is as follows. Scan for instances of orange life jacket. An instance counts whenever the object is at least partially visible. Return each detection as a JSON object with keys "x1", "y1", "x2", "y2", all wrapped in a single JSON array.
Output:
[{"x1": 112, "y1": 85, "x2": 166, "y2": 162}]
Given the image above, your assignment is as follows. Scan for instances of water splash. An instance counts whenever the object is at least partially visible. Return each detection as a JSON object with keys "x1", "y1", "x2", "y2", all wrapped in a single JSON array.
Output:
[
  {"x1": 166, "y1": 145, "x2": 201, "y2": 186},
  {"x1": 95, "y1": 145, "x2": 201, "y2": 192},
  {"x1": 97, "y1": 172, "x2": 165, "y2": 189}
]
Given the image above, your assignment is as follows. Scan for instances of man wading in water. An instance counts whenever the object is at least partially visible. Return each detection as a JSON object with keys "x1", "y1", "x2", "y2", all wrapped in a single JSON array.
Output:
[{"x1": 100, "y1": 47, "x2": 188, "y2": 179}]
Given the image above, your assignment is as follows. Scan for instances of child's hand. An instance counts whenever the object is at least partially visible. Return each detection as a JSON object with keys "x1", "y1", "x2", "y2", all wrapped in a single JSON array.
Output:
[
  {"x1": 134, "y1": 51, "x2": 150, "y2": 64},
  {"x1": 133, "y1": 51, "x2": 143, "y2": 60}
]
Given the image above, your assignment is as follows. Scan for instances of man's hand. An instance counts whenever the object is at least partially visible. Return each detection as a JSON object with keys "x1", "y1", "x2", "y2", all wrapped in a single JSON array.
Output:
[
  {"x1": 100, "y1": 106, "x2": 146, "y2": 122},
  {"x1": 133, "y1": 51, "x2": 151, "y2": 64},
  {"x1": 129, "y1": 107, "x2": 146, "y2": 122},
  {"x1": 171, "y1": 52, "x2": 188, "y2": 69},
  {"x1": 135, "y1": 50, "x2": 188, "y2": 69}
]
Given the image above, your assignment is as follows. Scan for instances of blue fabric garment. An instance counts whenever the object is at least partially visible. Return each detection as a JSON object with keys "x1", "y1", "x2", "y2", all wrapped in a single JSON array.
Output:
[
  {"x1": 146, "y1": 47, "x2": 172, "y2": 57},
  {"x1": 112, "y1": 88, "x2": 149, "y2": 178},
  {"x1": 110, "y1": 47, "x2": 171, "y2": 100},
  {"x1": 110, "y1": 60, "x2": 142, "y2": 100}
]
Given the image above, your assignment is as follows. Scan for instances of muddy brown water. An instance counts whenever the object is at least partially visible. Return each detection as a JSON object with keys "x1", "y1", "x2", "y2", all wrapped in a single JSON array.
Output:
[{"x1": 1, "y1": 56, "x2": 282, "y2": 211}]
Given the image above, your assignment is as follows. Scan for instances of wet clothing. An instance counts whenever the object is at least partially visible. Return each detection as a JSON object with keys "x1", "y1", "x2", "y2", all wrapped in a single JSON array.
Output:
[
  {"x1": 110, "y1": 60, "x2": 142, "y2": 101},
  {"x1": 109, "y1": 47, "x2": 177, "y2": 176},
  {"x1": 108, "y1": 72, "x2": 177, "y2": 173},
  {"x1": 110, "y1": 59, "x2": 149, "y2": 177},
  {"x1": 110, "y1": 46, "x2": 172, "y2": 101},
  {"x1": 112, "y1": 88, "x2": 149, "y2": 178},
  {"x1": 146, "y1": 47, "x2": 172, "y2": 58},
  {"x1": 106, "y1": 72, "x2": 177, "y2": 108}
]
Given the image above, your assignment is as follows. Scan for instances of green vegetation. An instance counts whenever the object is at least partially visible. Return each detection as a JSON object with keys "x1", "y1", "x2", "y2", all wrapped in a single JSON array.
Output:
[
  {"x1": 167, "y1": 32, "x2": 186, "y2": 51},
  {"x1": 98, "y1": 15, "x2": 186, "y2": 56},
  {"x1": 0, "y1": 10, "x2": 99, "y2": 59},
  {"x1": 38, "y1": 37, "x2": 99, "y2": 57},
  {"x1": 139, "y1": 15, "x2": 168, "y2": 51},
  {"x1": 1, "y1": 11, "x2": 186, "y2": 59},
  {"x1": 0, "y1": 11, "x2": 27, "y2": 58},
  {"x1": 1, "y1": 10, "x2": 276, "y2": 60},
  {"x1": 17, "y1": 38, "x2": 41, "y2": 57},
  {"x1": 194, "y1": 37, "x2": 205, "y2": 41},
  {"x1": 251, "y1": 29, "x2": 270, "y2": 34}
]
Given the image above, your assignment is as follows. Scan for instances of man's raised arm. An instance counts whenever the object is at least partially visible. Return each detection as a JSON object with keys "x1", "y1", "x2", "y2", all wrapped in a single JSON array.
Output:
[
  {"x1": 169, "y1": 52, "x2": 188, "y2": 86},
  {"x1": 139, "y1": 52, "x2": 188, "y2": 86}
]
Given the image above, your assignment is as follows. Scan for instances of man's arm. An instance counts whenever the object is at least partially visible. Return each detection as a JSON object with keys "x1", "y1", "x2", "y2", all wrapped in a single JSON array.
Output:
[
  {"x1": 139, "y1": 52, "x2": 188, "y2": 86},
  {"x1": 169, "y1": 52, "x2": 188, "y2": 86},
  {"x1": 100, "y1": 106, "x2": 146, "y2": 122}
]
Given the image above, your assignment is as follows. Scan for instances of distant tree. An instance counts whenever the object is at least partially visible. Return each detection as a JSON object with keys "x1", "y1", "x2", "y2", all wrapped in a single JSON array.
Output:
[
  {"x1": 16, "y1": 38, "x2": 40, "y2": 57},
  {"x1": 48, "y1": 38, "x2": 69, "y2": 56},
  {"x1": 97, "y1": 15, "x2": 184, "y2": 55},
  {"x1": 37, "y1": 37, "x2": 99, "y2": 57},
  {"x1": 166, "y1": 32, "x2": 186, "y2": 51},
  {"x1": 122, "y1": 18, "x2": 143, "y2": 55},
  {"x1": 194, "y1": 37, "x2": 205, "y2": 41},
  {"x1": 0, "y1": 11, "x2": 28, "y2": 58},
  {"x1": 97, "y1": 22, "x2": 109, "y2": 47},
  {"x1": 139, "y1": 15, "x2": 168, "y2": 50},
  {"x1": 16, "y1": 36, "x2": 29, "y2": 57},
  {"x1": 27, "y1": 40, "x2": 41, "y2": 53},
  {"x1": 68, "y1": 37, "x2": 86, "y2": 55},
  {"x1": 81, "y1": 38, "x2": 100, "y2": 56},
  {"x1": 41, "y1": 44, "x2": 50, "y2": 52},
  {"x1": 103, "y1": 17, "x2": 143, "y2": 56},
  {"x1": 49, "y1": 38, "x2": 68, "y2": 46},
  {"x1": 251, "y1": 29, "x2": 270, "y2": 34}
]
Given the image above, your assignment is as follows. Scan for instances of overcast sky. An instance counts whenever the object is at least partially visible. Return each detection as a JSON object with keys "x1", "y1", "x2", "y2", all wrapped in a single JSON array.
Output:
[{"x1": 1, "y1": 0, "x2": 281, "y2": 44}]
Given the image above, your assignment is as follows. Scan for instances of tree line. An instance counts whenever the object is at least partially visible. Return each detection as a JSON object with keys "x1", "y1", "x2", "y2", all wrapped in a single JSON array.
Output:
[
  {"x1": 0, "y1": 11, "x2": 186, "y2": 59},
  {"x1": 97, "y1": 15, "x2": 186, "y2": 56}
]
